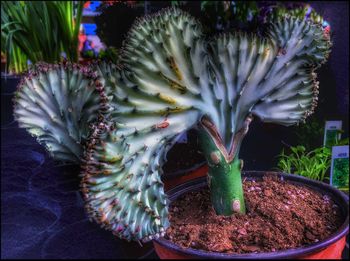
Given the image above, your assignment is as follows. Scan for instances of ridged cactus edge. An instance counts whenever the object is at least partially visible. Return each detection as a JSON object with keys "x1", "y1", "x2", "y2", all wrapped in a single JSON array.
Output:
[{"x1": 13, "y1": 61, "x2": 110, "y2": 163}]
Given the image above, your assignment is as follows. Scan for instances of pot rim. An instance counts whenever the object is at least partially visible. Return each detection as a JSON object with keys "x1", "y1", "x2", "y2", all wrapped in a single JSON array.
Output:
[{"x1": 154, "y1": 171, "x2": 349, "y2": 259}]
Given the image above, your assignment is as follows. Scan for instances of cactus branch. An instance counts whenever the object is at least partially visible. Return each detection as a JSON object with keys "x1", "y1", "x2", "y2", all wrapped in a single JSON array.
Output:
[{"x1": 13, "y1": 61, "x2": 108, "y2": 163}]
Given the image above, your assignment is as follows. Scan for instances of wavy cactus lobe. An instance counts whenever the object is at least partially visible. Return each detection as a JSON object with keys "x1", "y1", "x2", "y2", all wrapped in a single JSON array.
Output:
[{"x1": 14, "y1": 62, "x2": 109, "y2": 163}]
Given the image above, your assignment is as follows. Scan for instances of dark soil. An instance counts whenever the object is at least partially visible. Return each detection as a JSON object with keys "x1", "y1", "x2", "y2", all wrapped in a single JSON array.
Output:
[{"x1": 165, "y1": 175, "x2": 343, "y2": 254}]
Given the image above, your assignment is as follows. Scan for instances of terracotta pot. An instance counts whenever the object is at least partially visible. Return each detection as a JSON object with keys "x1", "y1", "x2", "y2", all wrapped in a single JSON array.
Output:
[{"x1": 154, "y1": 171, "x2": 349, "y2": 259}]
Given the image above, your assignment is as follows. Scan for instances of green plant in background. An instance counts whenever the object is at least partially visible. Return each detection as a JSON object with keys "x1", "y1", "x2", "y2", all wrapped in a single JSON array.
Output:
[
  {"x1": 332, "y1": 158, "x2": 349, "y2": 191},
  {"x1": 82, "y1": 50, "x2": 96, "y2": 59},
  {"x1": 276, "y1": 146, "x2": 331, "y2": 181},
  {"x1": 197, "y1": 1, "x2": 325, "y2": 35},
  {"x1": 1, "y1": 45, "x2": 27, "y2": 75},
  {"x1": 14, "y1": 6, "x2": 331, "y2": 242},
  {"x1": 276, "y1": 137, "x2": 349, "y2": 182},
  {"x1": 268, "y1": 3, "x2": 324, "y2": 24},
  {"x1": 1, "y1": 1, "x2": 84, "y2": 74},
  {"x1": 198, "y1": 1, "x2": 259, "y2": 34},
  {"x1": 335, "y1": 137, "x2": 349, "y2": 146},
  {"x1": 292, "y1": 116, "x2": 324, "y2": 151},
  {"x1": 98, "y1": 47, "x2": 118, "y2": 63}
]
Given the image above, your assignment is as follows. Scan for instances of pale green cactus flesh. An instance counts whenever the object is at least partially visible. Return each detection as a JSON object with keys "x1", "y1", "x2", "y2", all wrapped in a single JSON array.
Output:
[
  {"x1": 81, "y1": 9, "x2": 205, "y2": 242},
  {"x1": 13, "y1": 6, "x2": 331, "y2": 243},
  {"x1": 13, "y1": 62, "x2": 108, "y2": 163}
]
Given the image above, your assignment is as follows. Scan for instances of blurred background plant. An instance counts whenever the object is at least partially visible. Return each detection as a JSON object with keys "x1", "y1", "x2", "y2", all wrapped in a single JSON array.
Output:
[
  {"x1": 332, "y1": 157, "x2": 349, "y2": 191},
  {"x1": 291, "y1": 116, "x2": 325, "y2": 152},
  {"x1": 276, "y1": 136, "x2": 349, "y2": 182},
  {"x1": 1, "y1": 1, "x2": 84, "y2": 75},
  {"x1": 276, "y1": 145, "x2": 332, "y2": 181},
  {"x1": 97, "y1": 46, "x2": 118, "y2": 63}
]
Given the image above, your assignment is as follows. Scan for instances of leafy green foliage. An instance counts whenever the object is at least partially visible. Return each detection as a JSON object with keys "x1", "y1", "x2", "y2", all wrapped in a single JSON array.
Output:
[
  {"x1": 0, "y1": 46, "x2": 27, "y2": 75},
  {"x1": 332, "y1": 158, "x2": 349, "y2": 191},
  {"x1": 292, "y1": 117, "x2": 324, "y2": 151},
  {"x1": 276, "y1": 137, "x2": 349, "y2": 181},
  {"x1": 98, "y1": 47, "x2": 118, "y2": 63},
  {"x1": 1, "y1": 1, "x2": 84, "y2": 74},
  {"x1": 336, "y1": 137, "x2": 349, "y2": 146},
  {"x1": 276, "y1": 145, "x2": 331, "y2": 181}
]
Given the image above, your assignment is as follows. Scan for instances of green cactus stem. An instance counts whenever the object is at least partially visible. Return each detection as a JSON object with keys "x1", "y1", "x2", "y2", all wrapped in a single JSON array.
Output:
[{"x1": 198, "y1": 116, "x2": 253, "y2": 215}]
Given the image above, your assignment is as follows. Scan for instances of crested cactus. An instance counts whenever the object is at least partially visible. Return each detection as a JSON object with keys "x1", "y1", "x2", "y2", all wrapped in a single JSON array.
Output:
[
  {"x1": 14, "y1": 6, "x2": 331, "y2": 244},
  {"x1": 13, "y1": 62, "x2": 109, "y2": 163}
]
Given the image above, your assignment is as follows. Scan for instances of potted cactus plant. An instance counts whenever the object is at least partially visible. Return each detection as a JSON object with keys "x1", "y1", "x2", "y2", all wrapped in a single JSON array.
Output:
[{"x1": 13, "y1": 6, "x2": 348, "y2": 259}]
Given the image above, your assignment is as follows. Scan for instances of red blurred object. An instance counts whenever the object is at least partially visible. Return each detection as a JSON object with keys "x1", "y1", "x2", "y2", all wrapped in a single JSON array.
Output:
[
  {"x1": 300, "y1": 237, "x2": 346, "y2": 259},
  {"x1": 78, "y1": 33, "x2": 87, "y2": 52},
  {"x1": 83, "y1": 1, "x2": 90, "y2": 8},
  {"x1": 323, "y1": 26, "x2": 331, "y2": 39}
]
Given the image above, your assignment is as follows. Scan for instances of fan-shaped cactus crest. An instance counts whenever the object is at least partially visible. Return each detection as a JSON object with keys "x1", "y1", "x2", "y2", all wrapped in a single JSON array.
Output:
[{"x1": 13, "y1": 7, "x2": 331, "y2": 243}]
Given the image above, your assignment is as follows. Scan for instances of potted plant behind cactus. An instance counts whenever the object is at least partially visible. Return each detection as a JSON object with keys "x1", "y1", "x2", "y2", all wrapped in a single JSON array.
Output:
[{"x1": 13, "y1": 6, "x2": 348, "y2": 259}]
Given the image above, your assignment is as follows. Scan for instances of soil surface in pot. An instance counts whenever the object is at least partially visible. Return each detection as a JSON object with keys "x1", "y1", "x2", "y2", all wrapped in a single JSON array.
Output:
[{"x1": 165, "y1": 175, "x2": 343, "y2": 254}]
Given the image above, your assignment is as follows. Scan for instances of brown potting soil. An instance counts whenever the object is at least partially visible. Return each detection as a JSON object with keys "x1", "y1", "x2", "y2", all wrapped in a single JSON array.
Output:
[{"x1": 165, "y1": 175, "x2": 343, "y2": 254}]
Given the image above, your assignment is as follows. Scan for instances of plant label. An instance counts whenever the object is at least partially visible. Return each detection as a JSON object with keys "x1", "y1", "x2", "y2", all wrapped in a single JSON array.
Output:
[
  {"x1": 330, "y1": 145, "x2": 349, "y2": 192},
  {"x1": 323, "y1": 121, "x2": 342, "y2": 147}
]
